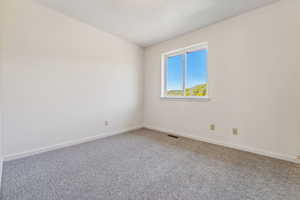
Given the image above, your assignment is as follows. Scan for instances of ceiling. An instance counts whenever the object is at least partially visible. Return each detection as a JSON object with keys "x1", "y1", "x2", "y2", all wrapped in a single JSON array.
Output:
[{"x1": 37, "y1": 0, "x2": 279, "y2": 47}]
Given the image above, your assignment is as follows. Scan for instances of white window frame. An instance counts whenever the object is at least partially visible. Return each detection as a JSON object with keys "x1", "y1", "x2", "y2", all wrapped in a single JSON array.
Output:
[{"x1": 161, "y1": 42, "x2": 210, "y2": 101}]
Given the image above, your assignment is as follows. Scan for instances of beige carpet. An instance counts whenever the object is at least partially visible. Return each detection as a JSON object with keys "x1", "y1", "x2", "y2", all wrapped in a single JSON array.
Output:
[{"x1": 2, "y1": 129, "x2": 300, "y2": 200}]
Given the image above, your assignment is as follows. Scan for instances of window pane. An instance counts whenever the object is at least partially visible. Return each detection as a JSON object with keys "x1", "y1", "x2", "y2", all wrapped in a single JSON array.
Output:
[
  {"x1": 186, "y1": 49, "x2": 208, "y2": 97},
  {"x1": 166, "y1": 54, "x2": 184, "y2": 96}
]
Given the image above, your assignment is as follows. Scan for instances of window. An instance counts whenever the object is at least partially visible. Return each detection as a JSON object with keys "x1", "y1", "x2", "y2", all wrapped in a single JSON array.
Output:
[{"x1": 161, "y1": 43, "x2": 209, "y2": 100}]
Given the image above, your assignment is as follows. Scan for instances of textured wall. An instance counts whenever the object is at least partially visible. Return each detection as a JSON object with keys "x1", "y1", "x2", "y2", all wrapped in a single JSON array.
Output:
[
  {"x1": 0, "y1": 0, "x2": 144, "y2": 157},
  {"x1": 144, "y1": 0, "x2": 300, "y2": 162}
]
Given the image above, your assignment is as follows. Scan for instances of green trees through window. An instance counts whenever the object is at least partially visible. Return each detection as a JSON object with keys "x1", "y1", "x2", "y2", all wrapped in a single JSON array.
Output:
[{"x1": 165, "y1": 45, "x2": 208, "y2": 97}]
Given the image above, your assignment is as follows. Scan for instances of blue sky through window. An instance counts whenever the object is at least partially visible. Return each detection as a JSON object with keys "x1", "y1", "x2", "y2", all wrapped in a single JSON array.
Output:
[
  {"x1": 187, "y1": 49, "x2": 208, "y2": 88},
  {"x1": 167, "y1": 49, "x2": 207, "y2": 91},
  {"x1": 167, "y1": 55, "x2": 184, "y2": 91}
]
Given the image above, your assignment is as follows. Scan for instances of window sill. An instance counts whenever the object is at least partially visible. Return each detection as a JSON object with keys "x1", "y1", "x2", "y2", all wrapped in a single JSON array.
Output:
[{"x1": 160, "y1": 96, "x2": 211, "y2": 102}]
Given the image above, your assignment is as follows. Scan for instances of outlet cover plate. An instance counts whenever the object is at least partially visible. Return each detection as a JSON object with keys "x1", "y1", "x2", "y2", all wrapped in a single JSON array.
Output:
[{"x1": 232, "y1": 128, "x2": 238, "y2": 135}]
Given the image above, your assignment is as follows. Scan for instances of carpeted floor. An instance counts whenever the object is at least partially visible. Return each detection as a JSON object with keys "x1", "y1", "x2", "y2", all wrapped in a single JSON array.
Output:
[{"x1": 1, "y1": 129, "x2": 300, "y2": 200}]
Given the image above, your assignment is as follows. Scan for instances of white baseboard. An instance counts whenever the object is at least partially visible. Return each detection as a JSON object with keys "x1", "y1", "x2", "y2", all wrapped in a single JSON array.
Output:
[
  {"x1": 144, "y1": 125, "x2": 300, "y2": 164},
  {"x1": 3, "y1": 125, "x2": 299, "y2": 164},
  {"x1": 0, "y1": 158, "x2": 3, "y2": 188},
  {"x1": 4, "y1": 126, "x2": 143, "y2": 162}
]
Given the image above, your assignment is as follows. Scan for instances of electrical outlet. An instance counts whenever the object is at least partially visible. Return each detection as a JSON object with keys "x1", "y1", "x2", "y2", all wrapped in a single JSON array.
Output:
[
  {"x1": 104, "y1": 121, "x2": 109, "y2": 126},
  {"x1": 232, "y1": 128, "x2": 238, "y2": 135},
  {"x1": 210, "y1": 124, "x2": 215, "y2": 131}
]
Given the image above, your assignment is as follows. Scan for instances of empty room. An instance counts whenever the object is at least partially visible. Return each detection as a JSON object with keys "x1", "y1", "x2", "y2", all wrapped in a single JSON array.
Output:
[{"x1": 0, "y1": 0, "x2": 299, "y2": 199}]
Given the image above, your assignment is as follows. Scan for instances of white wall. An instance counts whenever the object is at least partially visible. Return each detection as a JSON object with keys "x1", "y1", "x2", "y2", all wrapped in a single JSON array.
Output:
[
  {"x1": 0, "y1": 0, "x2": 144, "y2": 158},
  {"x1": 0, "y1": 111, "x2": 2, "y2": 187},
  {"x1": 0, "y1": 0, "x2": 4, "y2": 186},
  {"x1": 144, "y1": 0, "x2": 300, "y2": 163},
  {"x1": 1, "y1": 0, "x2": 299, "y2": 165}
]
